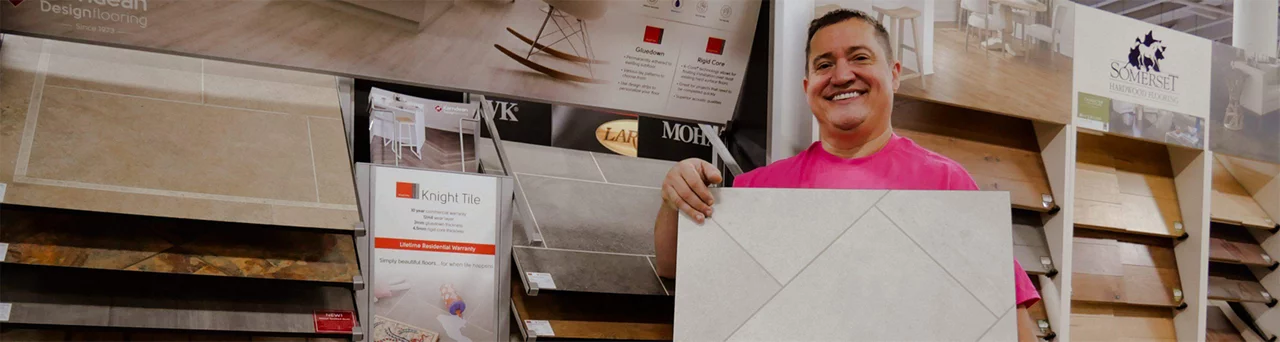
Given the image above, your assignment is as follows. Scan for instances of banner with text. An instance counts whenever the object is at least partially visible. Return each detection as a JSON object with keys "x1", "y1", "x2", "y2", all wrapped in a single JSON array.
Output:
[
  {"x1": 2, "y1": 0, "x2": 761, "y2": 124},
  {"x1": 1073, "y1": 5, "x2": 1210, "y2": 149},
  {"x1": 371, "y1": 166, "x2": 503, "y2": 342}
]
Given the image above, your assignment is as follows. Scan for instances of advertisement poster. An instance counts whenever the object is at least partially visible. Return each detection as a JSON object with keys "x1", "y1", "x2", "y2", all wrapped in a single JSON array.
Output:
[
  {"x1": 814, "y1": 0, "x2": 1076, "y2": 125},
  {"x1": 1072, "y1": 5, "x2": 1210, "y2": 149},
  {"x1": 368, "y1": 87, "x2": 482, "y2": 172},
  {"x1": 1208, "y1": 42, "x2": 1280, "y2": 163},
  {"x1": 371, "y1": 166, "x2": 501, "y2": 342},
  {"x1": 2, "y1": 0, "x2": 761, "y2": 124}
]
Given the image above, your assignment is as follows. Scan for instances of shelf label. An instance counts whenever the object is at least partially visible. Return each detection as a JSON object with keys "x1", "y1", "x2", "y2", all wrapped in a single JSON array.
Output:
[
  {"x1": 1039, "y1": 256, "x2": 1052, "y2": 270},
  {"x1": 0, "y1": 302, "x2": 10, "y2": 322},
  {"x1": 313, "y1": 310, "x2": 355, "y2": 333},
  {"x1": 1041, "y1": 194, "x2": 1053, "y2": 208},
  {"x1": 1265, "y1": 254, "x2": 1273, "y2": 264},
  {"x1": 527, "y1": 272, "x2": 557, "y2": 290},
  {"x1": 1036, "y1": 319, "x2": 1049, "y2": 333},
  {"x1": 0, "y1": 183, "x2": 7, "y2": 202},
  {"x1": 525, "y1": 320, "x2": 554, "y2": 336},
  {"x1": 1173, "y1": 288, "x2": 1184, "y2": 302},
  {"x1": 1173, "y1": 222, "x2": 1184, "y2": 236},
  {"x1": 0, "y1": 242, "x2": 8, "y2": 262}
]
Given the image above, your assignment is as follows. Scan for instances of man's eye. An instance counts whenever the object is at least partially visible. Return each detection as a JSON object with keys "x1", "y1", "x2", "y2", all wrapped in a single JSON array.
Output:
[
  {"x1": 817, "y1": 63, "x2": 832, "y2": 69},
  {"x1": 854, "y1": 55, "x2": 871, "y2": 61}
]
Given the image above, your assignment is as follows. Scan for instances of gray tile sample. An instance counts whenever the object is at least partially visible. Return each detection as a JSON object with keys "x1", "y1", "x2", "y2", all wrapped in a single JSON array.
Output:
[
  {"x1": 651, "y1": 256, "x2": 677, "y2": 296},
  {"x1": 518, "y1": 174, "x2": 662, "y2": 254},
  {"x1": 676, "y1": 189, "x2": 1013, "y2": 341},
  {"x1": 592, "y1": 153, "x2": 676, "y2": 188},
  {"x1": 484, "y1": 140, "x2": 604, "y2": 181},
  {"x1": 513, "y1": 247, "x2": 666, "y2": 296}
]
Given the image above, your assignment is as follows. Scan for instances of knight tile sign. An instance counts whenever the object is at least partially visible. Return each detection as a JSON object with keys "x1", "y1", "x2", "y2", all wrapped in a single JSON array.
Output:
[{"x1": 1073, "y1": 5, "x2": 1211, "y2": 149}]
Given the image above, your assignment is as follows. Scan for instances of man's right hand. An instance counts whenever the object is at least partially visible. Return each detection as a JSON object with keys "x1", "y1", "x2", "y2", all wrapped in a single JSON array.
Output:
[{"x1": 661, "y1": 158, "x2": 723, "y2": 224}]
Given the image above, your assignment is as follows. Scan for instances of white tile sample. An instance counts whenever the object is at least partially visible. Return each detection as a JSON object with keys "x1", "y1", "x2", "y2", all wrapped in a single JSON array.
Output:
[
  {"x1": 675, "y1": 189, "x2": 1013, "y2": 341},
  {"x1": 674, "y1": 214, "x2": 782, "y2": 342},
  {"x1": 709, "y1": 188, "x2": 885, "y2": 284}
]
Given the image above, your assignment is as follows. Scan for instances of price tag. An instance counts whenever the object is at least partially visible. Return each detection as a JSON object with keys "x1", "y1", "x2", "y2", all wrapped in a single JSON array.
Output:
[
  {"x1": 526, "y1": 272, "x2": 557, "y2": 290},
  {"x1": 0, "y1": 303, "x2": 11, "y2": 322},
  {"x1": 312, "y1": 310, "x2": 355, "y2": 333},
  {"x1": 525, "y1": 320, "x2": 555, "y2": 336},
  {"x1": 0, "y1": 242, "x2": 8, "y2": 262}
]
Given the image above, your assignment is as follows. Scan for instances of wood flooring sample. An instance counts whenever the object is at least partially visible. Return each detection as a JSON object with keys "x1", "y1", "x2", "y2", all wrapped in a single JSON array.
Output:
[
  {"x1": 1211, "y1": 157, "x2": 1276, "y2": 229},
  {"x1": 676, "y1": 190, "x2": 1012, "y2": 341},
  {"x1": 898, "y1": 129, "x2": 1053, "y2": 212},
  {"x1": 1072, "y1": 302, "x2": 1177, "y2": 341},
  {"x1": 1074, "y1": 133, "x2": 1183, "y2": 237}
]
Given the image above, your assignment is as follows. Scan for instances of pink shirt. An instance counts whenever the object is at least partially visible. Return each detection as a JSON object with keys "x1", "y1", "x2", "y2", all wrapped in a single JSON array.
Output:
[{"x1": 734, "y1": 134, "x2": 1042, "y2": 308}]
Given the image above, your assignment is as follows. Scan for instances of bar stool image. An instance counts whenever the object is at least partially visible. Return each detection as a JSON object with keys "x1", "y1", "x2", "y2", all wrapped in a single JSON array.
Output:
[
  {"x1": 369, "y1": 108, "x2": 397, "y2": 147},
  {"x1": 395, "y1": 112, "x2": 420, "y2": 161},
  {"x1": 873, "y1": 5, "x2": 925, "y2": 87}
]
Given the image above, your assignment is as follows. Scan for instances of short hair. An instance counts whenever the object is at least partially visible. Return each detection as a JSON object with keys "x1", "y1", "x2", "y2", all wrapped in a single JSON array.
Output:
[{"x1": 806, "y1": 9, "x2": 894, "y2": 71}]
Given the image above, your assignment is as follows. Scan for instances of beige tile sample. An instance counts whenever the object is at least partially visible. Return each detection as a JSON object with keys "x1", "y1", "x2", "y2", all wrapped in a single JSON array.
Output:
[
  {"x1": 0, "y1": 36, "x2": 356, "y2": 230},
  {"x1": 676, "y1": 189, "x2": 1012, "y2": 341}
]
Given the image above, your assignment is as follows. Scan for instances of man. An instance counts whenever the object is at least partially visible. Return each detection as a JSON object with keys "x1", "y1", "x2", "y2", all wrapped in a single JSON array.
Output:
[{"x1": 653, "y1": 9, "x2": 1042, "y2": 341}]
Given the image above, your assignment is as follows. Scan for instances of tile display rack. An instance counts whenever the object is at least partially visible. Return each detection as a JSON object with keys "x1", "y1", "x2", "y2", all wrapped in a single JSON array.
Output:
[{"x1": 0, "y1": 34, "x2": 367, "y2": 341}]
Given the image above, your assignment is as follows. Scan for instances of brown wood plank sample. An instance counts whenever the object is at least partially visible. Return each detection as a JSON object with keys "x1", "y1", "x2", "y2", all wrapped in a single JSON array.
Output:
[
  {"x1": 1207, "y1": 305, "x2": 1248, "y2": 342},
  {"x1": 1071, "y1": 302, "x2": 1177, "y2": 341},
  {"x1": 1209, "y1": 264, "x2": 1273, "y2": 304},
  {"x1": 1211, "y1": 157, "x2": 1276, "y2": 229},
  {"x1": 1072, "y1": 235, "x2": 1181, "y2": 307},
  {"x1": 897, "y1": 128, "x2": 1053, "y2": 212},
  {"x1": 511, "y1": 274, "x2": 673, "y2": 340},
  {"x1": 1122, "y1": 265, "x2": 1181, "y2": 307},
  {"x1": 1075, "y1": 133, "x2": 1183, "y2": 237},
  {"x1": 1012, "y1": 210, "x2": 1052, "y2": 275},
  {"x1": 1210, "y1": 223, "x2": 1274, "y2": 267}
]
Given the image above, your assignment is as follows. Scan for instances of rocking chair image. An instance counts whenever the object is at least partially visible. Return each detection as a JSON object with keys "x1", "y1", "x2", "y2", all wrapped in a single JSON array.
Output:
[{"x1": 495, "y1": 0, "x2": 609, "y2": 84}]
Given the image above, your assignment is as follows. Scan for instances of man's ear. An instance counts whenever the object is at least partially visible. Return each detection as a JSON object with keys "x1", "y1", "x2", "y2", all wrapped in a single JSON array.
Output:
[
  {"x1": 890, "y1": 60, "x2": 902, "y2": 91},
  {"x1": 803, "y1": 76, "x2": 809, "y2": 94}
]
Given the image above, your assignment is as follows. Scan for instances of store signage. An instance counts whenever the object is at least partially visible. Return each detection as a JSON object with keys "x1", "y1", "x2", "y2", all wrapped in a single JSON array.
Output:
[
  {"x1": 2, "y1": 0, "x2": 762, "y2": 124},
  {"x1": 370, "y1": 166, "x2": 507, "y2": 342},
  {"x1": 595, "y1": 119, "x2": 640, "y2": 157},
  {"x1": 1073, "y1": 5, "x2": 1210, "y2": 148},
  {"x1": 638, "y1": 116, "x2": 716, "y2": 161},
  {"x1": 478, "y1": 96, "x2": 552, "y2": 146},
  {"x1": 312, "y1": 310, "x2": 356, "y2": 334}
]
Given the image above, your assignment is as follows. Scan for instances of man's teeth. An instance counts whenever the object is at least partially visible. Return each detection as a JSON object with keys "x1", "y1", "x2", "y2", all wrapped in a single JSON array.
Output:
[{"x1": 832, "y1": 91, "x2": 863, "y2": 101}]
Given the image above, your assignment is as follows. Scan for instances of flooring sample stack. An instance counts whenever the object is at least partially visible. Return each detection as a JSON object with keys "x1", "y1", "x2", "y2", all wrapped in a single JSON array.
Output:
[
  {"x1": 1210, "y1": 223, "x2": 1274, "y2": 267},
  {"x1": 1071, "y1": 302, "x2": 1177, "y2": 341},
  {"x1": 1071, "y1": 234, "x2": 1182, "y2": 307},
  {"x1": 1013, "y1": 210, "x2": 1054, "y2": 275},
  {"x1": 0, "y1": 35, "x2": 358, "y2": 231},
  {"x1": 1, "y1": 206, "x2": 359, "y2": 283},
  {"x1": 1074, "y1": 132, "x2": 1183, "y2": 237},
  {"x1": 481, "y1": 140, "x2": 677, "y2": 296},
  {"x1": 1211, "y1": 157, "x2": 1276, "y2": 230},
  {"x1": 675, "y1": 189, "x2": 1013, "y2": 341}
]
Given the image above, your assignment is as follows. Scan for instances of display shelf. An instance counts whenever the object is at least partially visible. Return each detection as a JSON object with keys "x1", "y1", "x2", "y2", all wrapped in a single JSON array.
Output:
[
  {"x1": 1070, "y1": 301, "x2": 1178, "y2": 341},
  {"x1": 1210, "y1": 223, "x2": 1276, "y2": 268},
  {"x1": 0, "y1": 205, "x2": 361, "y2": 285},
  {"x1": 1071, "y1": 231, "x2": 1184, "y2": 308},
  {"x1": 1212, "y1": 157, "x2": 1277, "y2": 230},
  {"x1": 893, "y1": 98, "x2": 1058, "y2": 212},
  {"x1": 510, "y1": 275, "x2": 672, "y2": 341},
  {"x1": 1209, "y1": 263, "x2": 1275, "y2": 305},
  {"x1": 1207, "y1": 304, "x2": 1254, "y2": 342},
  {"x1": 1014, "y1": 209, "x2": 1056, "y2": 276},
  {"x1": 1074, "y1": 132, "x2": 1186, "y2": 238},
  {"x1": 0, "y1": 326, "x2": 351, "y2": 342},
  {"x1": 0, "y1": 264, "x2": 357, "y2": 336}
]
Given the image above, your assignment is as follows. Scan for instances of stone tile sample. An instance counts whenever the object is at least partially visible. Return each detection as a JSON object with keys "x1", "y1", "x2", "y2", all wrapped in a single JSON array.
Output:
[
  {"x1": 0, "y1": 36, "x2": 356, "y2": 230},
  {"x1": 497, "y1": 140, "x2": 605, "y2": 181},
  {"x1": 518, "y1": 173, "x2": 661, "y2": 254},
  {"x1": 513, "y1": 246, "x2": 666, "y2": 296},
  {"x1": 1, "y1": 206, "x2": 359, "y2": 283},
  {"x1": 592, "y1": 152, "x2": 675, "y2": 188},
  {"x1": 1, "y1": 265, "x2": 355, "y2": 334},
  {"x1": 676, "y1": 189, "x2": 1012, "y2": 341}
]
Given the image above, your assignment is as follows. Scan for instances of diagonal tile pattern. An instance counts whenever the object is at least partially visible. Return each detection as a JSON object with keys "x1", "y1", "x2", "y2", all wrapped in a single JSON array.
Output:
[{"x1": 675, "y1": 189, "x2": 1013, "y2": 341}]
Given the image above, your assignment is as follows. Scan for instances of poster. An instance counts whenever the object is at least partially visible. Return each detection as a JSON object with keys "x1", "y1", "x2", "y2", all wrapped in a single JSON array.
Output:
[
  {"x1": 371, "y1": 166, "x2": 503, "y2": 342},
  {"x1": 1072, "y1": 5, "x2": 1210, "y2": 149},
  {"x1": 1208, "y1": 43, "x2": 1280, "y2": 163},
  {"x1": 2, "y1": 0, "x2": 761, "y2": 124},
  {"x1": 367, "y1": 87, "x2": 482, "y2": 172},
  {"x1": 813, "y1": 0, "x2": 1076, "y2": 125}
]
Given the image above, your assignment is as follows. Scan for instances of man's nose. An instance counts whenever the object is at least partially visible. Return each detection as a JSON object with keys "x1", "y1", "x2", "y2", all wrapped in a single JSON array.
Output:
[{"x1": 831, "y1": 62, "x2": 856, "y2": 86}]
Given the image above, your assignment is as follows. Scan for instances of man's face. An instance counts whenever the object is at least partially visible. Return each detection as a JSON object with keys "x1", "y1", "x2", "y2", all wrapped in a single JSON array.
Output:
[{"x1": 804, "y1": 19, "x2": 900, "y2": 136}]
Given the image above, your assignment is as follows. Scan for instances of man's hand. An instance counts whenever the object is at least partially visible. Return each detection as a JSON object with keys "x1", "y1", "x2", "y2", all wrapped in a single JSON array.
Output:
[{"x1": 661, "y1": 158, "x2": 723, "y2": 224}]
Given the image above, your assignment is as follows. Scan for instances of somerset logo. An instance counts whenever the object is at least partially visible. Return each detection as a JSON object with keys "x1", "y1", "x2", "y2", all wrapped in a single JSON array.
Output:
[
  {"x1": 1108, "y1": 30, "x2": 1179, "y2": 102},
  {"x1": 395, "y1": 182, "x2": 418, "y2": 199},
  {"x1": 1127, "y1": 31, "x2": 1166, "y2": 72}
]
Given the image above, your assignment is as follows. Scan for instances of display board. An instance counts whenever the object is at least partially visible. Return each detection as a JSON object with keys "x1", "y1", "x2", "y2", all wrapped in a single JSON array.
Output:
[
  {"x1": 367, "y1": 87, "x2": 481, "y2": 172},
  {"x1": 369, "y1": 165, "x2": 512, "y2": 342},
  {"x1": 1, "y1": 0, "x2": 761, "y2": 124},
  {"x1": 1072, "y1": 4, "x2": 1211, "y2": 149}
]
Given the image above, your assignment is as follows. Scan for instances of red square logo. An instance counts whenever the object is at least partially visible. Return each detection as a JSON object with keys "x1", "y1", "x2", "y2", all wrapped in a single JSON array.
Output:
[
  {"x1": 644, "y1": 26, "x2": 664, "y2": 44},
  {"x1": 706, "y1": 37, "x2": 725, "y2": 55},
  {"x1": 395, "y1": 182, "x2": 415, "y2": 199}
]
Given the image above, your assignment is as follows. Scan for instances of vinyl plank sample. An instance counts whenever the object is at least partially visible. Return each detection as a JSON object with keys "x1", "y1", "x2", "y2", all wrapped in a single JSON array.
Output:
[
  {"x1": 1, "y1": 206, "x2": 359, "y2": 283},
  {"x1": 1, "y1": 265, "x2": 356, "y2": 334},
  {"x1": 513, "y1": 246, "x2": 666, "y2": 296},
  {"x1": 1211, "y1": 157, "x2": 1276, "y2": 229},
  {"x1": 898, "y1": 129, "x2": 1054, "y2": 212},
  {"x1": 1074, "y1": 133, "x2": 1183, "y2": 237},
  {"x1": 517, "y1": 173, "x2": 661, "y2": 255},
  {"x1": 676, "y1": 189, "x2": 1012, "y2": 341},
  {"x1": 0, "y1": 37, "x2": 357, "y2": 230}
]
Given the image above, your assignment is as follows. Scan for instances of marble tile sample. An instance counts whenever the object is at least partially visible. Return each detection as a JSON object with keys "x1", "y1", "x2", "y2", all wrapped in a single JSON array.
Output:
[
  {"x1": 513, "y1": 246, "x2": 667, "y2": 296},
  {"x1": 0, "y1": 36, "x2": 357, "y2": 230},
  {"x1": 1, "y1": 265, "x2": 356, "y2": 334},
  {"x1": 676, "y1": 189, "x2": 1013, "y2": 341},
  {"x1": 1, "y1": 206, "x2": 359, "y2": 283},
  {"x1": 518, "y1": 173, "x2": 662, "y2": 255}
]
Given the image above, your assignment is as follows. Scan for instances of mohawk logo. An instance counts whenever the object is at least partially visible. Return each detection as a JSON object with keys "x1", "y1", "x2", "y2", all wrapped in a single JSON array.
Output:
[{"x1": 395, "y1": 182, "x2": 418, "y2": 199}]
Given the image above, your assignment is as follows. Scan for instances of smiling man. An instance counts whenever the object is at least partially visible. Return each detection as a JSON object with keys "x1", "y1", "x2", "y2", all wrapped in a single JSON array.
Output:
[{"x1": 653, "y1": 9, "x2": 1042, "y2": 340}]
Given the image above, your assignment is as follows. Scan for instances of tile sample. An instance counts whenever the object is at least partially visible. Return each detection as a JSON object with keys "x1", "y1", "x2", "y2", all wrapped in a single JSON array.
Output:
[
  {"x1": 0, "y1": 36, "x2": 357, "y2": 230},
  {"x1": 500, "y1": 141, "x2": 605, "y2": 181},
  {"x1": 513, "y1": 247, "x2": 666, "y2": 296},
  {"x1": 592, "y1": 152, "x2": 675, "y2": 188},
  {"x1": 518, "y1": 174, "x2": 661, "y2": 255},
  {"x1": 676, "y1": 189, "x2": 1012, "y2": 341},
  {"x1": 203, "y1": 60, "x2": 340, "y2": 117}
]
